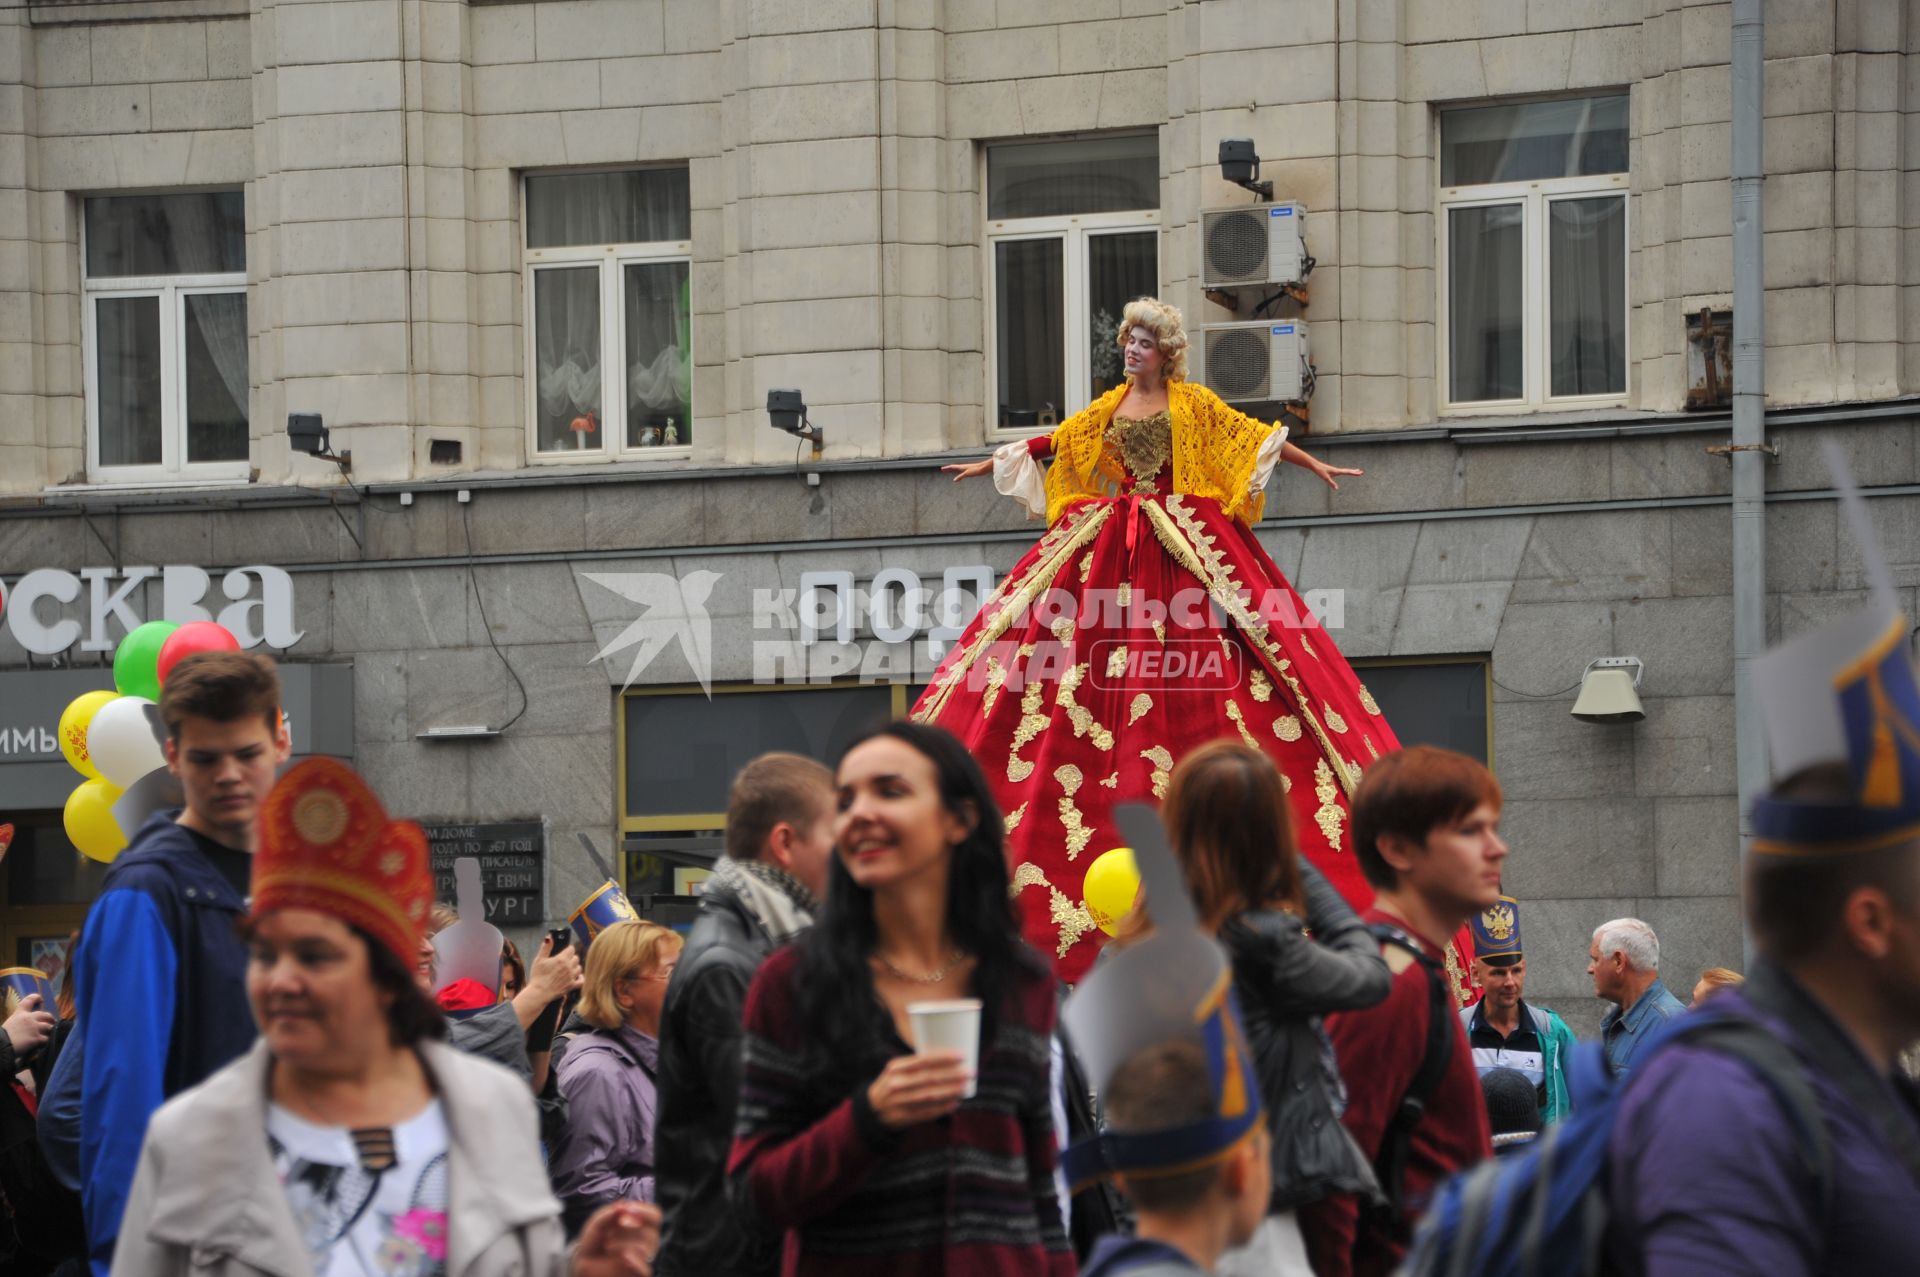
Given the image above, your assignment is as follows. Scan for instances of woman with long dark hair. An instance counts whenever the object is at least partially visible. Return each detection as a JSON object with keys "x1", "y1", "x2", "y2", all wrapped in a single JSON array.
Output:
[
  {"x1": 1159, "y1": 741, "x2": 1392, "y2": 1277},
  {"x1": 729, "y1": 721, "x2": 1073, "y2": 1277}
]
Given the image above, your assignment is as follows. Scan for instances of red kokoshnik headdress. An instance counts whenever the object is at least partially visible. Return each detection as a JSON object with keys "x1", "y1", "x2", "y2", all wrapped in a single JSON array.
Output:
[{"x1": 251, "y1": 757, "x2": 434, "y2": 967}]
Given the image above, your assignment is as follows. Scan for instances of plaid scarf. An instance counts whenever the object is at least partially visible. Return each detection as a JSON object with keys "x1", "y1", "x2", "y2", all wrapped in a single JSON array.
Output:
[{"x1": 709, "y1": 855, "x2": 818, "y2": 943}]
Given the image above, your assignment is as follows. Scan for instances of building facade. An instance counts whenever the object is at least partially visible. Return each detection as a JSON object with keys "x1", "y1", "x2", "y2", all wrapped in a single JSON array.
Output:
[{"x1": 2, "y1": 0, "x2": 1916, "y2": 1029}]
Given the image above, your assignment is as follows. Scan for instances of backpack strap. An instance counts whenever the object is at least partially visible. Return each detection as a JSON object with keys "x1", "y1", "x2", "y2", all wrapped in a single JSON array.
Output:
[{"x1": 1367, "y1": 922, "x2": 1456, "y2": 1234}]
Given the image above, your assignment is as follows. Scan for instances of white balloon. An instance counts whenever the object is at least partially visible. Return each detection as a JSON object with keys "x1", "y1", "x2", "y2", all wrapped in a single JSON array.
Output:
[{"x1": 87, "y1": 696, "x2": 168, "y2": 790}]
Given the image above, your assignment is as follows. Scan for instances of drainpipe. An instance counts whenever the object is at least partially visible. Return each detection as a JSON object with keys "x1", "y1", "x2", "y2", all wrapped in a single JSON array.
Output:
[{"x1": 1730, "y1": 0, "x2": 1766, "y2": 922}]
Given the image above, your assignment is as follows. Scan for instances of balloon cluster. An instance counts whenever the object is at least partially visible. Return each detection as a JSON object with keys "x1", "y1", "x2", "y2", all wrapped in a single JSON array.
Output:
[{"x1": 57, "y1": 621, "x2": 241, "y2": 863}]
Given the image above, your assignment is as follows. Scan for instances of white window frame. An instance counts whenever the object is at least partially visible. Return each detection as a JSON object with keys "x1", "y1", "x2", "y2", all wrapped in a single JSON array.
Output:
[
  {"x1": 985, "y1": 205, "x2": 1159, "y2": 440},
  {"x1": 82, "y1": 228, "x2": 250, "y2": 484},
  {"x1": 522, "y1": 180, "x2": 693, "y2": 465},
  {"x1": 1436, "y1": 168, "x2": 1630, "y2": 415}
]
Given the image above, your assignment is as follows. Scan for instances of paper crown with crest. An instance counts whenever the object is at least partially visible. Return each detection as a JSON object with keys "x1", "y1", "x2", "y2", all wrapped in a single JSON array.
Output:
[
  {"x1": 1059, "y1": 803, "x2": 1264, "y2": 1191},
  {"x1": 570, "y1": 879, "x2": 641, "y2": 947},
  {"x1": 252, "y1": 758, "x2": 434, "y2": 967},
  {"x1": 1469, "y1": 895, "x2": 1523, "y2": 966},
  {"x1": 1750, "y1": 441, "x2": 1920, "y2": 855}
]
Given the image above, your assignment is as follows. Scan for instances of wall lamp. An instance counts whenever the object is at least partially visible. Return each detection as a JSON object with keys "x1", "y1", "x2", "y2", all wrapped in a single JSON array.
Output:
[
  {"x1": 1219, "y1": 137, "x2": 1273, "y2": 201},
  {"x1": 1571, "y1": 656, "x2": 1645, "y2": 724},
  {"x1": 288, "y1": 412, "x2": 352, "y2": 472},
  {"x1": 767, "y1": 388, "x2": 824, "y2": 456}
]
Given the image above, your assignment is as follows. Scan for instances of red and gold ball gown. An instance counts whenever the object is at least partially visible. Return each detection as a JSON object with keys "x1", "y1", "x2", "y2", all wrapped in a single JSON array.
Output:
[{"x1": 911, "y1": 380, "x2": 1475, "y2": 998}]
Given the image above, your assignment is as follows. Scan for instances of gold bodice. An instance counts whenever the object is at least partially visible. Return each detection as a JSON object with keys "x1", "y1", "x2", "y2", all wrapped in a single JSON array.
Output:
[{"x1": 1103, "y1": 410, "x2": 1173, "y2": 489}]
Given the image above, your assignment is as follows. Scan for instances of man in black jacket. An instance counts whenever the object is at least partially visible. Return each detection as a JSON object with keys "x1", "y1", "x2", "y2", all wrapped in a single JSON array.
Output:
[{"x1": 653, "y1": 753, "x2": 834, "y2": 1277}]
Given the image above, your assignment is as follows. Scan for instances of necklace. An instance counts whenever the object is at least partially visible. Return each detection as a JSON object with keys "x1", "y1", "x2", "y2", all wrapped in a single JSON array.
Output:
[{"x1": 876, "y1": 948, "x2": 968, "y2": 984}]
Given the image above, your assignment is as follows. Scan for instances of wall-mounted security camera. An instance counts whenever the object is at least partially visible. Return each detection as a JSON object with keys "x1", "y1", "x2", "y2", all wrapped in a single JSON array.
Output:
[
  {"x1": 287, "y1": 412, "x2": 351, "y2": 471},
  {"x1": 1218, "y1": 138, "x2": 1273, "y2": 201}
]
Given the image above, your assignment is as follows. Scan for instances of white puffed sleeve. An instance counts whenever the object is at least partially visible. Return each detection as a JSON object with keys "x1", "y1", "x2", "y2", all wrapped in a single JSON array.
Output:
[
  {"x1": 1250, "y1": 423, "x2": 1289, "y2": 494},
  {"x1": 992, "y1": 438, "x2": 1048, "y2": 517}
]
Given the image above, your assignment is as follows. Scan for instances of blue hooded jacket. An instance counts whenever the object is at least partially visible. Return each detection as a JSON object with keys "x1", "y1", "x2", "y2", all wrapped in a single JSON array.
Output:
[{"x1": 70, "y1": 811, "x2": 255, "y2": 1276}]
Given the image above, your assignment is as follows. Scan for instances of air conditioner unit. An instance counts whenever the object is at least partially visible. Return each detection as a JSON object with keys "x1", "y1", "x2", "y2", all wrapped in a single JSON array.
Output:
[
  {"x1": 1193, "y1": 321, "x2": 1311, "y2": 404},
  {"x1": 1201, "y1": 202, "x2": 1308, "y2": 288}
]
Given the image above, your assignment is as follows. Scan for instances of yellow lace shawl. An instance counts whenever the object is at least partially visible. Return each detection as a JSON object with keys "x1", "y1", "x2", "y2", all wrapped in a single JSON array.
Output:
[{"x1": 1041, "y1": 381, "x2": 1280, "y2": 526}]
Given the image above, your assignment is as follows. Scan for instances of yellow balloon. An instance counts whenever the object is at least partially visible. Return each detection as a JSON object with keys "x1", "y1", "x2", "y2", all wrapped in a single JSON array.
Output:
[
  {"x1": 58, "y1": 690, "x2": 119, "y2": 780},
  {"x1": 1083, "y1": 846, "x2": 1141, "y2": 937},
  {"x1": 64, "y1": 777, "x2": 127, "y2": 864}
]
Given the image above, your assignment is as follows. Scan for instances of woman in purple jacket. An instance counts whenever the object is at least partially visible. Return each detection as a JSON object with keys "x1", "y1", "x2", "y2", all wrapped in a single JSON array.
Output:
[{"x1": 552, "y1": 920, "x2": 684, "y2": 1236}]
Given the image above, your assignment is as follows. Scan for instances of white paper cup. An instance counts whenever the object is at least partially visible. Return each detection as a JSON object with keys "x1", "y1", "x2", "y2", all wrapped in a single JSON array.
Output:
[{"x1": 908, "y1": 998, "x2": 983, "y2": 1099}]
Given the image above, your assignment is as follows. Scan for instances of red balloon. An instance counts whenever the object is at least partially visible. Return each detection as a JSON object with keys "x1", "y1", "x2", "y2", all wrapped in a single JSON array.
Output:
[{"x1": 156, "y1": 622, "x2": 242, "y2": 685}]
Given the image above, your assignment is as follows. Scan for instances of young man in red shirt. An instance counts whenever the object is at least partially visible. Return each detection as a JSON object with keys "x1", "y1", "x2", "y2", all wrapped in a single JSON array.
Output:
[{"x1": 1299, "y1": 746, "x2": 1507, "y2": 1277}]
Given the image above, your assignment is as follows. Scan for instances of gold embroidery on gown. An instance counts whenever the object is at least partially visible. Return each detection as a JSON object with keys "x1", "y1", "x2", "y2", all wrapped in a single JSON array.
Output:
[{"x1": 1104, "y1": 411, "x2": 1173, "y2": 491}]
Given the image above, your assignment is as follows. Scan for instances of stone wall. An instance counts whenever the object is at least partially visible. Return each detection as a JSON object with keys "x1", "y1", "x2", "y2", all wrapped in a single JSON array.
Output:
[
  {"x1": 5, "y1": 0, "x2": 1919, "y2": 494},
  {"x1": 8, "y1": 409, "x2": 1908, "y2": 1023}
]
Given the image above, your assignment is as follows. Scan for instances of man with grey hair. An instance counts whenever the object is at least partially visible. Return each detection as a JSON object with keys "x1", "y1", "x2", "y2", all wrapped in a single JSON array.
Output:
[{"x1": 1588, "y1": 917, "x2": 1686, "y2": 1077}]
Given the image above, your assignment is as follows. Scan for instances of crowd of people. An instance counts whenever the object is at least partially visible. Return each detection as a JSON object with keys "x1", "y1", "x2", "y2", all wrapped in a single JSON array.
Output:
[{"x1": 2, "y1": 533, "x2": 1918, "y2": 1274}]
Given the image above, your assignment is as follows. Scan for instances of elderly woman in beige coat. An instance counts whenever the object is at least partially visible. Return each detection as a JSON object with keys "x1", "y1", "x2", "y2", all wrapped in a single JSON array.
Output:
[{"x1": 109, "y1": 759, "x2": 656, "y2": 1277}]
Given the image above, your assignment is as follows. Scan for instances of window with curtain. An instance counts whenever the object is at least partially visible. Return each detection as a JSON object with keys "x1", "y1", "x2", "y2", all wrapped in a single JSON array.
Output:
[
  {"x1": 986, "y1": 135, "x2": 1159, "y2": 430},
  {"x1": 83, "y1": 192, "x2": 249, "y2": 480},
  {"x1": 524, "y1": 168, "x2": 692, "y2": 458},
  {"x1": 1438, "y1": 95, "x2": 1629, "y2": 411}
]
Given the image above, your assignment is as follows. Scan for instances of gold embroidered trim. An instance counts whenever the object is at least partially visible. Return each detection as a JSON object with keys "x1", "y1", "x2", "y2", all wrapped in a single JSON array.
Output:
[
  {"x1": 1225, "y1": 700, "x2": 1259, "y2": 749},
  {"x1": 1078, "y1": 551, "x2": 1095, "y2": 584},
  {"x1": 1100, "y1": 772, "x2": 1120, "y2": 789},
  {"x1": 1057, "y1": 664, "x2": 1115, "y2": 751},
  {"x1": 1105, "y1": 411, "x2": 1173, "y2": 485},
  {"x1": 1142, "y1": 745, "x2": 1173, "y2": 800},
  {"x1": 1249, "y1": 668, "x2": 1273, "y2": 703},
  {"x1": 916, "y1": 503, "x2": 1115, "y2": 723},
  {"x1": 1105, "y1": 645, "x2": 1130, "y2": 679},
  {"x1": 1118, "y1": 581, "x2": 1133, "y2": 608},
  {"x1": 981, "y1": 655, "x2": 1009, "y2": 719},
  {"x1": 1302, "y1": 636, "x2": 1318, "y2": 659},
  {"x1": 1011, "y1": 862, "x2": 1098, "y2": 959},
  {"x1": 1359, "y1": 685, "x2": 1382, "y2": 715},
  {"x1": 1143, "y1": 496, "x2": 1356, "y2": 800},
  {"x1": 1274, "y1": 715, "x2": 1303, "y2": 742},
  {"x1": 1312, "y1": 759, "x2": 1345, "y2": 854},
  {"x1": 1005, "y1": 802, "x2": 1028, "y2": 832},
  {"x1": 1363, "y1": 734, "x2": 1380, "y2": 761},
  {"x1": 1324, "y1": 703, "x2": 1349, "y2": 734},
  {"x1": 1128, "y1": 693, "x2": 1152, "y2": 726},
  {"x1": 1152, "y1": 620, "x2": 1167, "y2": 645},
  {"x1": 1444, "y1": 944, "x2": 1471, "y2": 1006},
  {"x1": 1007, "y1": 676, "x2": 1048, "y2": 784},
  {"x1": 1055, "y1": 765, "x2": 1093, "y2": 861}
]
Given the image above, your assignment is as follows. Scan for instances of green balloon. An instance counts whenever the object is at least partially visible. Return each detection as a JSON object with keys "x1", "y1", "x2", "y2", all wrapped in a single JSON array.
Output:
[{"x1": 113, "y1": 620, "x2": 180, "y2": 701}]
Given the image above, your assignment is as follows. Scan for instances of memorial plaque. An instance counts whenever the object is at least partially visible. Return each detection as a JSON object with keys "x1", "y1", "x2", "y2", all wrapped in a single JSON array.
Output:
[{"x1": 425, "y1": 820, "x2": 544, "y2": 924}]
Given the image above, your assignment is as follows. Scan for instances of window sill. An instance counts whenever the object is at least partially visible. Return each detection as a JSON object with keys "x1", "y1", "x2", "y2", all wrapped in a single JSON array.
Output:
[
  {"x1": 51, "y1": 475, "x2": 255, "y2": 497},
  {"x1": 526, "y1": 447, "x2": 694, "y2": 468}
]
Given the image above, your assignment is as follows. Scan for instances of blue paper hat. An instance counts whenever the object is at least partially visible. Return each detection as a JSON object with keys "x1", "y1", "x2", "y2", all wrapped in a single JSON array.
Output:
[
  {"x1": 570, "y1": 879, "x2": 640, "y2": 947},
  {"x1": 1751, "y1": 442, "x2": 1920, "y2": 855},
  {"x1": 1469, "y1": 895, "x2": 1523, "y2": 965},
  {"x1": 1060, "y1": 804, "x2": 1264, "y2": 1191},
  {"x1": 0, "y1": 967, "x2": 53, "y2": 1017}
]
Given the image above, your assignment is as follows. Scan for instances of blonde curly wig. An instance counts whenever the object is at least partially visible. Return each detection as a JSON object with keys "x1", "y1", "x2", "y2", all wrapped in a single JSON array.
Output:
[{"x1": 1117, "y1": 297, "x2": 1190, "y2": 384}]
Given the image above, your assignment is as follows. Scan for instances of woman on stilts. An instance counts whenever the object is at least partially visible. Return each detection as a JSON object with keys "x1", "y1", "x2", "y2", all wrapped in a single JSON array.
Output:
[{"x1": 918, "y1": 297, "x2": 1475, "y2": 995}]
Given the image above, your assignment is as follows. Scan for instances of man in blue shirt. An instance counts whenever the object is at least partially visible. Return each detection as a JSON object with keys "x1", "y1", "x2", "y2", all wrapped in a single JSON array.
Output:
[
  {"x1": 72, "y1": 651, "x2": 287, "y2": 1275},
  {"x1": 1589, "y1": 916, "x2": 1686, "y2": 1077}
]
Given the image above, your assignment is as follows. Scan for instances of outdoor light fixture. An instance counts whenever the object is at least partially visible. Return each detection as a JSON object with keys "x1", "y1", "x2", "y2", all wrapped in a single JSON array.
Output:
[
  {"x1": 287, "y1": 412, "x2": 352, "y2": 472},
  {"x1": 1571, "y1": 656, "x2": 1646, "y2": 724},
  {"x1": 1218, "y1": 138, "x2": 1273, "y2": 201},
  {"x1": 767, "y1": 388, "x2": 824, "y2": 454},
  {"x1": 416, "y1": 725, "x2": 502, "y2": 742}
]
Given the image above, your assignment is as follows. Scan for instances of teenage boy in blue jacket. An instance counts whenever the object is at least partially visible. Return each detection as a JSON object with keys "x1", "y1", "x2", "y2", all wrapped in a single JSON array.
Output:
[{"x1": 72, "y1": 651, "x2": 287, "y2": 1275}]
